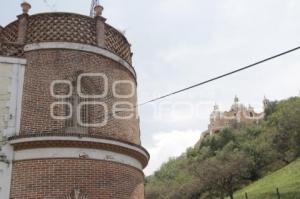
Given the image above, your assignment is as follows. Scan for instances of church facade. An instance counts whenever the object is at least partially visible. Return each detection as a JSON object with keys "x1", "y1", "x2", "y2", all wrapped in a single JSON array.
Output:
[
  {"x1": 199, "y1": 96, "x2": 267, "y2": 143},
  {"x1": 0, "y1": 2, "x2": 149, "y2": 199}
]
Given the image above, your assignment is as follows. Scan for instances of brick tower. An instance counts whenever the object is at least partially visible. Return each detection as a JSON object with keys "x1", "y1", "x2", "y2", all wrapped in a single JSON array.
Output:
[{"x1": 0, "y1": 2, "x2": 149, "y2": 199}]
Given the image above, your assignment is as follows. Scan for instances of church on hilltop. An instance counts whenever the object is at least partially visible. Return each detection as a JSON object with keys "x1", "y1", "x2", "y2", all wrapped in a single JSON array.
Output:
[{"x1": 198, "y1": 96, "x2": 269, "y2": 143}]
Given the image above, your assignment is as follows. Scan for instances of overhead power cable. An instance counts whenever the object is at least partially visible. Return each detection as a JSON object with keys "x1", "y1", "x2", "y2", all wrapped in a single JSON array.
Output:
[
  {"x1": 94, "y1": 46, "x2": 300, "y2": 124},
  {"x1": 138, "y1": 46, "x2": 300, "y2": 106},
  {"x1": 1, "y1": 47, "x2": 300, "y2": 130}
]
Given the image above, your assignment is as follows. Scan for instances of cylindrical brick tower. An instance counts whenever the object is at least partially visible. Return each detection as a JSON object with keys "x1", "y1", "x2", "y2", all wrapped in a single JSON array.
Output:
[{"x1": 0, "y1": 2, "x2": 149, "y2": 199}]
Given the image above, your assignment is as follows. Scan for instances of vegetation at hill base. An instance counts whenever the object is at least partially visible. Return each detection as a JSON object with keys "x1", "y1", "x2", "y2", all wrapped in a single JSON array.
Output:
[
  {"x1": 145, "y1": 97, "x2": 300, "y2": 199},
  {"x1": 226, "y1": 158, "x2": 300, "y2": 199}
]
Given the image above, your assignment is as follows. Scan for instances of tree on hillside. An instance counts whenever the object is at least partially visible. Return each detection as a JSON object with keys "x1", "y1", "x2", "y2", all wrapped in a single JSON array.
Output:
[
  {"x1": 238, "y1": 127, "x2": 276, "y2": 180},
  {"x1": 198, "y1": 128, "x2": 236, "y2": 158},
  {"x1": 264, "y1": 100, "x2": 278, "y2": 119},
  {"x1": 167, "y1": 179, "x2": 204, "y2": 199},
  {"x1": 193, "y1": 152, "x2": 253, "y2": 199},
  {"x1": 145, "y1": 157, "x2": 192, "y2": 199},
  {"x1": 268, "y1": 97, "x2": 300, "y2": 163}
]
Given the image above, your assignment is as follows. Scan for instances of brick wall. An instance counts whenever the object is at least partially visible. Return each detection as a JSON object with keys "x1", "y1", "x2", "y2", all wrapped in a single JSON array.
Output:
[
  {"x1": 1, "y1": 13, "x2": 132, "y2": 63},
  {"x1": 20, "y1": 49, "x2": 140, "y2": 145},
  {"x1": 2, "y1": 10, "x2": 148, "y2": 199},
  {"x1": 0, "y1": 26, "x2": 2, "y2": 42},
  {"x1": 10, "y1": 159, "x2": 144, "y2": 199},
  {"x1": 0, "y1": 21, "x2": 18, "y2": 43}
]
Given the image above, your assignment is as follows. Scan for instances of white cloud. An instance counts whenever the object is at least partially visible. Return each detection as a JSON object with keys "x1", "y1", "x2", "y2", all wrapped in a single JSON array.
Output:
[{"x1": 144, "y1": 130, "x2": 201, "y2": 176}]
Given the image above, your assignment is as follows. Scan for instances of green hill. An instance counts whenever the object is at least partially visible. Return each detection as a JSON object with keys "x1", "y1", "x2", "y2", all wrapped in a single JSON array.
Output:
[
  {"x1": 145, "y1": 97, "x2": 300, "y2": 199},
  {"x1": 229, "y1": 158, "x2": 300, "y2": 199}
]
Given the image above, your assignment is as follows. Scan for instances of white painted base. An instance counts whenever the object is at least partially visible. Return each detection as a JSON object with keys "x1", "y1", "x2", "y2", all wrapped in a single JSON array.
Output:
[
  {"x1": 9, "y1": 136, "x2": 149, "y2": 160},
  {"x1": 0, "y1": 144, "x2": 13, "y2": 199},
  {"x1": 14, "y1": 147, "x2": 143, "y2": 170}
]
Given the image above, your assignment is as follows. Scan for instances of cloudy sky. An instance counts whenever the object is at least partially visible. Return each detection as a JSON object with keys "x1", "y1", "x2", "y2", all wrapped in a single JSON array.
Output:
[{"x1": 1, "y1": 0, "x2": 300, "y2": 175}]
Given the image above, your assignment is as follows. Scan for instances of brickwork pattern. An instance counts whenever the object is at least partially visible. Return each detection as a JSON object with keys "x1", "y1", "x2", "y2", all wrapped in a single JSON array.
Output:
[
  {"x1": 0, "y1": 43, "x2": 24, "y2": 57},
  {"x1": 0, "y1": 13, "x2": 132, "y2": 63},
  {"x1": 0, "y1": 21, "x2": 18, "y2": 43},
  {"x1": 10, "y1": 159, "x2": 144, "y2": 199},
  {"x1": 105, "y1": 24, "x2": 132, "y2": 65},
  {"x1": 27, "y1": 13, "x2": 97, "y2": 45},
  {"x1": 0, "y1": 26, "x2": 3, "y2": 42},
  {"x1": 20, "y1": 49, "x2": 140, "y2": 144}
]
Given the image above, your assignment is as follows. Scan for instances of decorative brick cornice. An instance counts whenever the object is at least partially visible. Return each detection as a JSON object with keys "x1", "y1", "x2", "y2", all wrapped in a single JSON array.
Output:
[
  {"x1": 14, "y1": 147, "x2": 144, "y2": 170},
  {"x1": 1, "y1": 21, "x2": 18, "y2": 43},
  {"x1": 1, "y1": 12, "x2": 133, "y2": 63},
  {"x1": 0, "y1": 42, "x2": 24, "y2": 57},
  {"x1": 9, "y1": 134, "x2": 149, "y2": 168}
]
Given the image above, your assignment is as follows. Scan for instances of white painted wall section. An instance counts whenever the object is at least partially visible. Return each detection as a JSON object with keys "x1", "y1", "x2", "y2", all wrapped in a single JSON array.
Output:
[
  {"x1": 0, "y1": 56, "x2": 26, "y2": 199},
  {"x1": 14, "y1": 147, "x2": 143, "y2": 170}
]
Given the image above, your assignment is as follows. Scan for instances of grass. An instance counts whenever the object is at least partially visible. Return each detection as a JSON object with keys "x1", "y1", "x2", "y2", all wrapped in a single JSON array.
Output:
[{"x1": 229, "y1": 158, "x2": 300, "y2": 199}]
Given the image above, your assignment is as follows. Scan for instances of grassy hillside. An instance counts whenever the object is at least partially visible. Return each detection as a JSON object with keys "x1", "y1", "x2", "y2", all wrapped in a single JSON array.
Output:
[
  {"x1": 230, "y1": 158, "x2": 300, "y2": 199},
  {"x1": 146, "y1": 97, "x2": 300, "y2": 199}
]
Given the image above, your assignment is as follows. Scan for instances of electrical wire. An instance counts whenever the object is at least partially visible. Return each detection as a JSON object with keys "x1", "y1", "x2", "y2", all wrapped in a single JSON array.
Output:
[
  {"x1": 83, "y1": 46, "x2": 300, "y2": 124},
  {"x1": 1, "y1": 46, "x2": 299, "y2": 131},
  {"x1": 138, "y1": 46, "x2": 300, "y2": 106}
]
